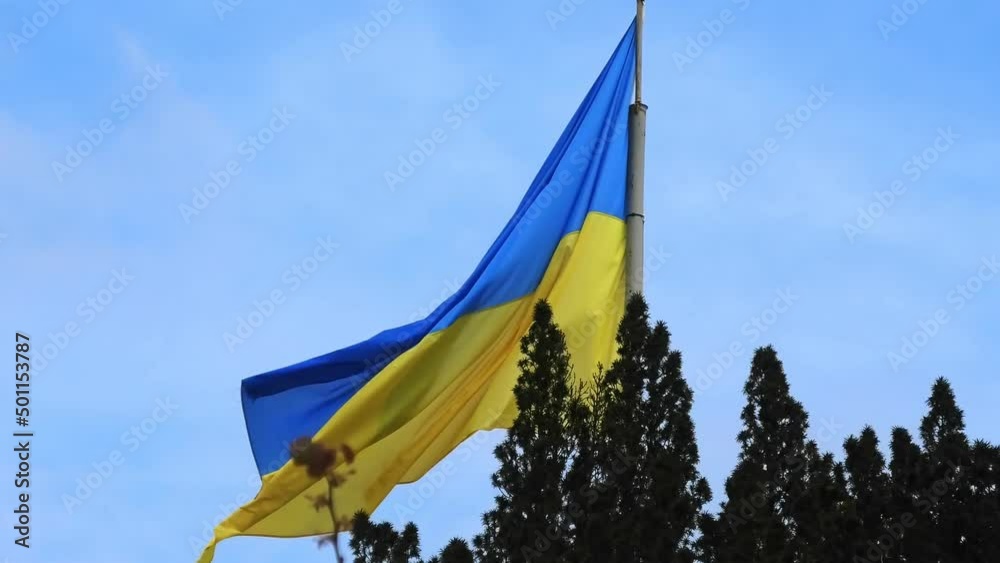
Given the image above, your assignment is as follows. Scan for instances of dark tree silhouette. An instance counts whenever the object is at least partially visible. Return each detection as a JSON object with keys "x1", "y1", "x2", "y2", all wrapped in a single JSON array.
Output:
[
  {"x1": 565, "y1": 294, "x2": 710, "y2": 563},
  {"x1": 843, "y1": 427, "x2": 892, "y2": 562},
  {"x1": 887, "y1": 426, "x2": 931, "y2": 563},
  {"x1": 426, "y1": 538, "x2": 475, "y2": 563},
  {"x1": 965, "y1": 439, "x2": 1000, "y2": 562},
  {"x1": 626, "y1": 295, "x2": 710, "y2": 563},
  {"x1": 704, "y1": 346, "x2": 813, "y2": 563},
  {"x1": 348, "y1": 512, "x2": 421, "y2": 563},
  {"x1": 474, "y1": 300, "x2": 576, "y2": 563},
  {"x1": 334, "y1": 306, "x2": 1000, "y2": 563},
  {"x1": 791, "y1": 442, "x2": 851, "y2": 563},
  {"x1": 918, "y1": 378, "x2": 971, "y2": 562}
]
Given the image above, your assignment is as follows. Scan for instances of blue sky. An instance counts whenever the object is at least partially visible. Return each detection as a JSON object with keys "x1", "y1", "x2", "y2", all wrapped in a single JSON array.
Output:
[{"x1": 2, "y1": 0, "x2": 998, "y2": 561}]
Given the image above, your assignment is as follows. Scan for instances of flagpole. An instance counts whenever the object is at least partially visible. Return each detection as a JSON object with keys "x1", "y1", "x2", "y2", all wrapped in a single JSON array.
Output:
[{"x1": 626, "y1": 0, "x2": 647, "y2": 295}]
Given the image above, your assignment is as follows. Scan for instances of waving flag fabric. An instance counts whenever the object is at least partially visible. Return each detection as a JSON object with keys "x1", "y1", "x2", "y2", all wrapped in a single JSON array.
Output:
[{"x1": 199, "y1": 19, "x2": 636, "y2": 562}]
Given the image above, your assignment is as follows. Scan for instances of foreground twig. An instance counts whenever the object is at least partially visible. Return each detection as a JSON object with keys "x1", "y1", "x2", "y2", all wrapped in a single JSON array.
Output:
[{"x1": 289, "y1": 437, "x2": 355, "y2": 563}]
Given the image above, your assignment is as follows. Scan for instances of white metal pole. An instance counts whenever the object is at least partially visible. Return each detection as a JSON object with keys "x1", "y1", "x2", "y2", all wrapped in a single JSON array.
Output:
[{"x1": 626, "y1": 0, "x2": 647, "y2": 295}]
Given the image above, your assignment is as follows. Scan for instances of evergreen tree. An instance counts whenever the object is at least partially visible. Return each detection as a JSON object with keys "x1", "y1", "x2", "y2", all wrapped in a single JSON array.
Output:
[
  {"x1": 427, "y1": 538, "x2": 475, "y2": 563},
  {"x1": 919, "y1": 378, "x2": 971, "y2": 563},
  {"x1": 349, "y1": 512, "x2": 422, "y2": 563},
  {"x1": 694, "y1": 511, "x2": 723, "y2": 563},
  {"x1": 475, "y1": 300, "x2": 576, "y2": 563},
  {"x1": 708, "y1": 346, "x2": 812, "y2": 563},
  {"x1": 348, "y1": 515, "x2": 474, "y2": 563},
  {"x1": 595, "y1": 294, "x2": 649, "y2": 563},
  {"x1": 560, "y1": 294, "x2": 710, "y2": 563},
  {"x1": 790, "y1": 443, "x2": 851, "y2": 563},
  {"x1": 562, "y1": 368, "x2": 612, "y2": 563},
  {"x1": 843, "y1": 427, "x2": 892, "y2": 562},
  {"x1": 631, "y1": 299, "x2": 711, "y2": 563},
  {"x1": 887, "y1": 427, "x2": 931, "y2": 563},
  {"x1": 472, "y1": 511, "x2": 501, "y2": 563},
  {"x1": 340, "y1": 308, "x2": 1000, "y2": 563},
  {"x1": 965, "y1": 440, "x2": 1000, "y2": 562}
]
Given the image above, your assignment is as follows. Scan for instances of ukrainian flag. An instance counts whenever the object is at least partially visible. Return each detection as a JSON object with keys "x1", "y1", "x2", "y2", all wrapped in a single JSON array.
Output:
[{"x1": 199, "y1": 20, "x2": 636, "y2": 562}]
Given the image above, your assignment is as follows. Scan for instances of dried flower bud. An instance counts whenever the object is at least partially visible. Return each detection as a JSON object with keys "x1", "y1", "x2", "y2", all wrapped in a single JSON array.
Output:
[
  {"x1": 289, "y1": 437, "x2": 313, "y2": 460},
  {"x1": 289, "y1": 437, "x2": 336, "y2": 477}
]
